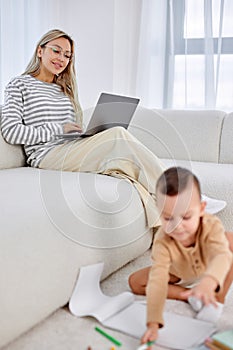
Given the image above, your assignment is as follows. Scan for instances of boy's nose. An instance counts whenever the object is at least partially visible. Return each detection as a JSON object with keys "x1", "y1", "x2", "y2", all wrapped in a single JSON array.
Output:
[{"x1": 167, "y1": 218, "x2": 183, "y2": 233}]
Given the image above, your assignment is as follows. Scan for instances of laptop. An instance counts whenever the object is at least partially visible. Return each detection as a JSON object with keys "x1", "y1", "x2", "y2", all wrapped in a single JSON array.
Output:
[{"x1": 56, "y1": 92, "x2": 140, "y2": 138}]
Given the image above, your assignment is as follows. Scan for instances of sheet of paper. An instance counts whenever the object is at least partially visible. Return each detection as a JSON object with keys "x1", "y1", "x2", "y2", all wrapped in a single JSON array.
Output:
[
  {"x1": 69, "y1": 262, "x2": 134, "y2": 322},
  {"x1": 69, "y1": 262, "x2": 216, "y2": 350}
]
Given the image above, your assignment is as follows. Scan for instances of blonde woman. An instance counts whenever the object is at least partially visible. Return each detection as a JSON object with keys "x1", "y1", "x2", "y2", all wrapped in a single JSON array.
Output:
[{"x1": 1, "y1": 29, "x2": 165, "y2": 227}]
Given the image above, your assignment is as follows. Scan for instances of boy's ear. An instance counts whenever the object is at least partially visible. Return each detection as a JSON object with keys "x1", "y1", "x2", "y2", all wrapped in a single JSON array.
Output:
[{"x1": 200, "y1": 200, "x2": 207, "y2": 216}]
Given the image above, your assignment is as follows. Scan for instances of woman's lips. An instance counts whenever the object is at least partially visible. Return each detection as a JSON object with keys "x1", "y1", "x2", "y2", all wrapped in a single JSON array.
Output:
[{"x1": 52, "y1": 62, "x2": 63, "y2": 70}]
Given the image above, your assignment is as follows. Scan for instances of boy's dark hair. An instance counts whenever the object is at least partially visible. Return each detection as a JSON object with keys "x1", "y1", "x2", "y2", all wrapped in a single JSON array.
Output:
[{"x1": 156, "y1": 167, "x2": 201, "y2": 199}]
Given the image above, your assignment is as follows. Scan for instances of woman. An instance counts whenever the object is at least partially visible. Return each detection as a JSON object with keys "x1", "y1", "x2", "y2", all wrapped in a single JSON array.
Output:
[
  {"x1": 1, "y1": 29, "x2": 166, "y2": 228},
  {"x1": 0, "y1": 29, "x2": 228, "y2": 229}
]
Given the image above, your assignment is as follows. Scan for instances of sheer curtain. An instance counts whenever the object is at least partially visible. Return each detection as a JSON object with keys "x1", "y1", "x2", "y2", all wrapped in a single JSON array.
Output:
[
  {"x1": 0, "y1": 0, "x2": 63, "y2": 104},
  {"x1": 135, "y1": 0, "x2": 168, "y2": 108},
  {"x1": 136, "y1": 0, "x2": 233, "y2": 111}
]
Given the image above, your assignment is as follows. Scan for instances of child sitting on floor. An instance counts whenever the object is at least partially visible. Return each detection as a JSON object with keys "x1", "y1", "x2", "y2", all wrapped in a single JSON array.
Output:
[{"x1": 129, "y1": 167, "x2": 233, "y2": 346}]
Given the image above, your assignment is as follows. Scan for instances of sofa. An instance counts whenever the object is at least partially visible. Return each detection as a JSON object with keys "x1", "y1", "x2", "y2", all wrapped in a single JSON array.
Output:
[{"x1": 0, "y1": 106, "x2": 233, "y2": 348}]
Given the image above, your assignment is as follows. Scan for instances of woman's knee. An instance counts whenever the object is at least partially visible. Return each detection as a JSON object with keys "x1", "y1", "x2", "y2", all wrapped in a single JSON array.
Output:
[
  {"x1": 104, "y1": 126, "x2": 132, "y2": 139},
  {"x1": 110, "y1": 126, "x2": 129, "y2": 137}
]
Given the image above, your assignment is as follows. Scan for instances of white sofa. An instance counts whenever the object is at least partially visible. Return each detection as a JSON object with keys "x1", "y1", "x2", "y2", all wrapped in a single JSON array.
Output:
[
  {"x1": 129, "y1": 107, "x2": 233, "y2": 230},
  {"x1": 0, "y1": 107, "x2": 232, "y2": 348}
]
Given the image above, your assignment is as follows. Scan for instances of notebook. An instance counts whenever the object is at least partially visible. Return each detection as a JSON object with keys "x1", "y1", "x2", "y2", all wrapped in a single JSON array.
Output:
[
  {"x1": 69, "y1": 262, "x2": 217, "y2": 350},
  {"x1": 56, "y1": 92, "x2": 140, "y2": 139}
]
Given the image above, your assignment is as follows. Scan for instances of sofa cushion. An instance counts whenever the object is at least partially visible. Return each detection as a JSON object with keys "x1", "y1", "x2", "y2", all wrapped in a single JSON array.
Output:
[
  {"x1": 219, "y1": 112, "x2": 233, "y2": 164},
  {"x1": 0, "y1": 107, "x2": 26, "y2": 169},
  {"x1": 129, "y1": 108, "x2": 226, "y2": 163}
]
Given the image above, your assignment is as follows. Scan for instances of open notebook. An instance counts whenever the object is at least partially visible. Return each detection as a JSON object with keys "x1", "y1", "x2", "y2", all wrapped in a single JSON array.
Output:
[{"x1": 69, "y1": 262, "x2": 216, "y2": 350}]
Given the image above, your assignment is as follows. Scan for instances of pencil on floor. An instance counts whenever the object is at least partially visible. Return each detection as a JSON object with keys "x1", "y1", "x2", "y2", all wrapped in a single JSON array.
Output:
[{"x1": 94, "y1": 326, "x2": 122, "y2": 346}]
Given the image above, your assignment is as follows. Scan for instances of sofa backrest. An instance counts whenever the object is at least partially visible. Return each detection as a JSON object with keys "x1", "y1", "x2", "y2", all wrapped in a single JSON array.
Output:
[
  {"x1": 0, "y1": 105, "x2": 232, "y2": 168},
  {"x1": 219, "y1": 112, "x2": 233, "y2": 163},
  {"x1": 129, "y1": 108, "x2": 227, "y2": 163},
  {"x1": 0, "y1": 107, "x2": 26, "y2": 169}
]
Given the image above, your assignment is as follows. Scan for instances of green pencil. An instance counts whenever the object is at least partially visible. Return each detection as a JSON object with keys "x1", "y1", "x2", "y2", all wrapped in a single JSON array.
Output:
[{"x1": 95, "y1": 326, "x2": 122, "y2": 346}]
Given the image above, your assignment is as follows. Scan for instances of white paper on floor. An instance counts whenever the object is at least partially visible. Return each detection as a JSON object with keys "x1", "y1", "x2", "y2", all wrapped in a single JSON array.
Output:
[{"x1": 69, "y1": 262, "x2": 216, "y2": 350}]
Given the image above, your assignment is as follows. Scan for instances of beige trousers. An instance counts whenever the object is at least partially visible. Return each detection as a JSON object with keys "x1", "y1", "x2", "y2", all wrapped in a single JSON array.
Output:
[{"x1": 39, "y1": 127, "x2": 165, "y2": 227}]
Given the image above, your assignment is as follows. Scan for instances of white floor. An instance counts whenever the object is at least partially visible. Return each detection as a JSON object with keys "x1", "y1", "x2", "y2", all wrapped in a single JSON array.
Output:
[{"x1": 3, "y1": 250, "x2": 233, "y2": 350}]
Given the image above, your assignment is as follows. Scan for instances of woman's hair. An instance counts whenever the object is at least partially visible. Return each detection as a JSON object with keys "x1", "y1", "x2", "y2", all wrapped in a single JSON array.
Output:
[
  {"x1": 156, "y1": 167, "x2": 201, "y2": 199},
  {"x1": 23, "y1": 29, "x2": 82, "y2": 125}
]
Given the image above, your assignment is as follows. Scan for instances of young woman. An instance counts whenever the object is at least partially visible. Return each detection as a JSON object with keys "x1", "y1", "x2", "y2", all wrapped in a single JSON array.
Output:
[
  {"x1": 1, "y1": 29, "x2": 230, "y2": 231},
  {"x1": 1, "y1": 29, "x2": 165, "y2": 227}
]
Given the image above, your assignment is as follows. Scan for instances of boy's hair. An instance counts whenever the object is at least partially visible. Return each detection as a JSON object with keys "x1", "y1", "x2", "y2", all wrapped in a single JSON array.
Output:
[{"x1": 156, "y1": 167, "x2": 201, "y2": 199}]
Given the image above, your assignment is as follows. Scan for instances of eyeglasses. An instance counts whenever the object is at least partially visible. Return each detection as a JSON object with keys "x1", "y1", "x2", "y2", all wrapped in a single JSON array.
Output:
[{"x1": 45, "y1": 45, "x2": 72, "y2": 60}]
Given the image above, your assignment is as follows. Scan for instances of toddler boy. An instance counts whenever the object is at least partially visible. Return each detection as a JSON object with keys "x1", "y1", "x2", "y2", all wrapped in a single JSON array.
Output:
[{"x1": 129, "y1": 167, "x2": 233, "y2": 346}]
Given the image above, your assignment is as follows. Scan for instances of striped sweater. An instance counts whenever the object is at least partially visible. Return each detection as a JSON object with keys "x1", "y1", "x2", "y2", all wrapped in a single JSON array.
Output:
[{"x1": 1, "y1": 74, "x2": 78, "y2": 167}]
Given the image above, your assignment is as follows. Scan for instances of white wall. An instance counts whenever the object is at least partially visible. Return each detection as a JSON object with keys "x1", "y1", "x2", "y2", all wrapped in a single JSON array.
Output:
[
  {"x1": 60, "y1": 0, "x2": 142, "y2": 110},
  {"x1": 60, "y1": 0, "x2": 116, "y2": 109}
]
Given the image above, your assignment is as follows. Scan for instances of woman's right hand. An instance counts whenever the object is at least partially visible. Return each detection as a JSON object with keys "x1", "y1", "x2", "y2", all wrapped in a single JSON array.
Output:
[
  {"x1": 63, "y1": 123, "x2": 83, "y2": 134},
  {"x1": 140, "y1": 322, "x2": 159, "y2": 349}
]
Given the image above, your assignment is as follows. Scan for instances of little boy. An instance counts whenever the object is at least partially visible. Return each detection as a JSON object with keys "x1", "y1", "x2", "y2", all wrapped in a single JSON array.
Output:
[{"x1": 129, "y1": 167, "x2": 233, "y2": 345}]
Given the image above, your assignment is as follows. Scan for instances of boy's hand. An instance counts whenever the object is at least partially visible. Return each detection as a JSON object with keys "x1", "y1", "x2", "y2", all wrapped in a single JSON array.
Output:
[
  {"x1": 141, "y1": 322, "x2": 159, "y2": 349},
  {"x1": 180, "y1": 275, "x2": 218, "y2": 306}
]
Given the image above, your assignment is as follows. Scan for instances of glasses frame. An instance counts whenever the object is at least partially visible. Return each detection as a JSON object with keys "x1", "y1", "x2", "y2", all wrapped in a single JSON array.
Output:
[{"x1": 44, "y1": 45, "x2": 73, "y2": 60}]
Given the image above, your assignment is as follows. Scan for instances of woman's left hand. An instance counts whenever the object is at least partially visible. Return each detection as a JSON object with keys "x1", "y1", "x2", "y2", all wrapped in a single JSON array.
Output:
[{"x1": 63, "y1": 122, "x2": 82, "y2": 134}]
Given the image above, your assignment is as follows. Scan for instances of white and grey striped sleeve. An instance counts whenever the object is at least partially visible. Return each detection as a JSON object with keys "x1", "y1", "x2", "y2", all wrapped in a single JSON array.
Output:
[{"x1": 1, "y1": 84, "x2": 63, "y2": 145}]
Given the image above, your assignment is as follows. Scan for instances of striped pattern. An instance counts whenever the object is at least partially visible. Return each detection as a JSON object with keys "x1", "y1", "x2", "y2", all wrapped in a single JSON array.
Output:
[{"x1": 1, "y1": 75, "x2": 76, "y2": 167}]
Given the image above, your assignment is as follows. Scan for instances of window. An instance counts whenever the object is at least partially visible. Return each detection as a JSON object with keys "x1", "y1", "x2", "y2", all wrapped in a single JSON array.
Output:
[{"x1": 170, "y1": 0, "x2": 233, "y2": 110}]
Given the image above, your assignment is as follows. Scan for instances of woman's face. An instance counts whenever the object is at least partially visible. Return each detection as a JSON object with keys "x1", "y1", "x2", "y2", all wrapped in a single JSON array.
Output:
[{"x1": 37, "y1": 37, "x2": 72, "y2": 81}]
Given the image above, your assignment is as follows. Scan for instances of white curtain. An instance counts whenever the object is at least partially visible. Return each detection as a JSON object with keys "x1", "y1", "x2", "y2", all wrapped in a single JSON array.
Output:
[
  {"x1": 112, "y1": 0, "x2": 142, "y2": 97},
  {"x1": 0, "y1": 0, "x2": 63, "y2": 104},
  {"x1": 136, "y1": 0, "x2": 233, "y2": 111},
  {"x1": 135, "y1": 0, "x2": 168, "y2": 108}
]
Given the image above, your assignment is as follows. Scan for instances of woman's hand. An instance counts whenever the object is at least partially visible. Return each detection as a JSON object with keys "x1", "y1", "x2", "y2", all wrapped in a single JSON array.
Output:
[
  {"x1": 63, "y1": 123, "x2": 82, "y2": 134},
  {"x1": 180, "y1": 275, "x2": 218, "y2": 306},
  {"x1": 140, "y1": 322, "x2": 159, "y2": 349}
]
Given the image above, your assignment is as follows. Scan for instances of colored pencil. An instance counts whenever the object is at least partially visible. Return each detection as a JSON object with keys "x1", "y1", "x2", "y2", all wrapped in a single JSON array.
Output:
[{"x1": 95, "y1": 326, "x2": 122, "y2": 346}]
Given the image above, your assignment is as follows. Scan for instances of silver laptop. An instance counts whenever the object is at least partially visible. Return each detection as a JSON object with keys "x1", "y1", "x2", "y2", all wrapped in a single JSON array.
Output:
[{"x1": 57, "y1": 92, "x2": 140, "y2": 138}]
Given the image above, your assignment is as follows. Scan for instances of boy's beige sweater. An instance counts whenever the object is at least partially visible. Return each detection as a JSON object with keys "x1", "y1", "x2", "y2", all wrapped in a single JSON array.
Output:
[{"x1": 146, "y1": 213, "x2": 233, "y2": 327}]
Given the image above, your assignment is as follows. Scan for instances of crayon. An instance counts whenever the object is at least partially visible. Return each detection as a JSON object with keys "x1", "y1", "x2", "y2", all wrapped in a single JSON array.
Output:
[
  {"x1": 137, "y1": 340, "x2": 156, "y2": 350},
  {"x1": 95, "y1": 326, "x2": 122, "y2": 346}
]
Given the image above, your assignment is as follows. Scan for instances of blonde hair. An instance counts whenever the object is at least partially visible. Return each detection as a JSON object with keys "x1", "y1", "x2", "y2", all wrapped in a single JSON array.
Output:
[{"x1": 23, "y1": 29, "x2": 82, "y2": 125}]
